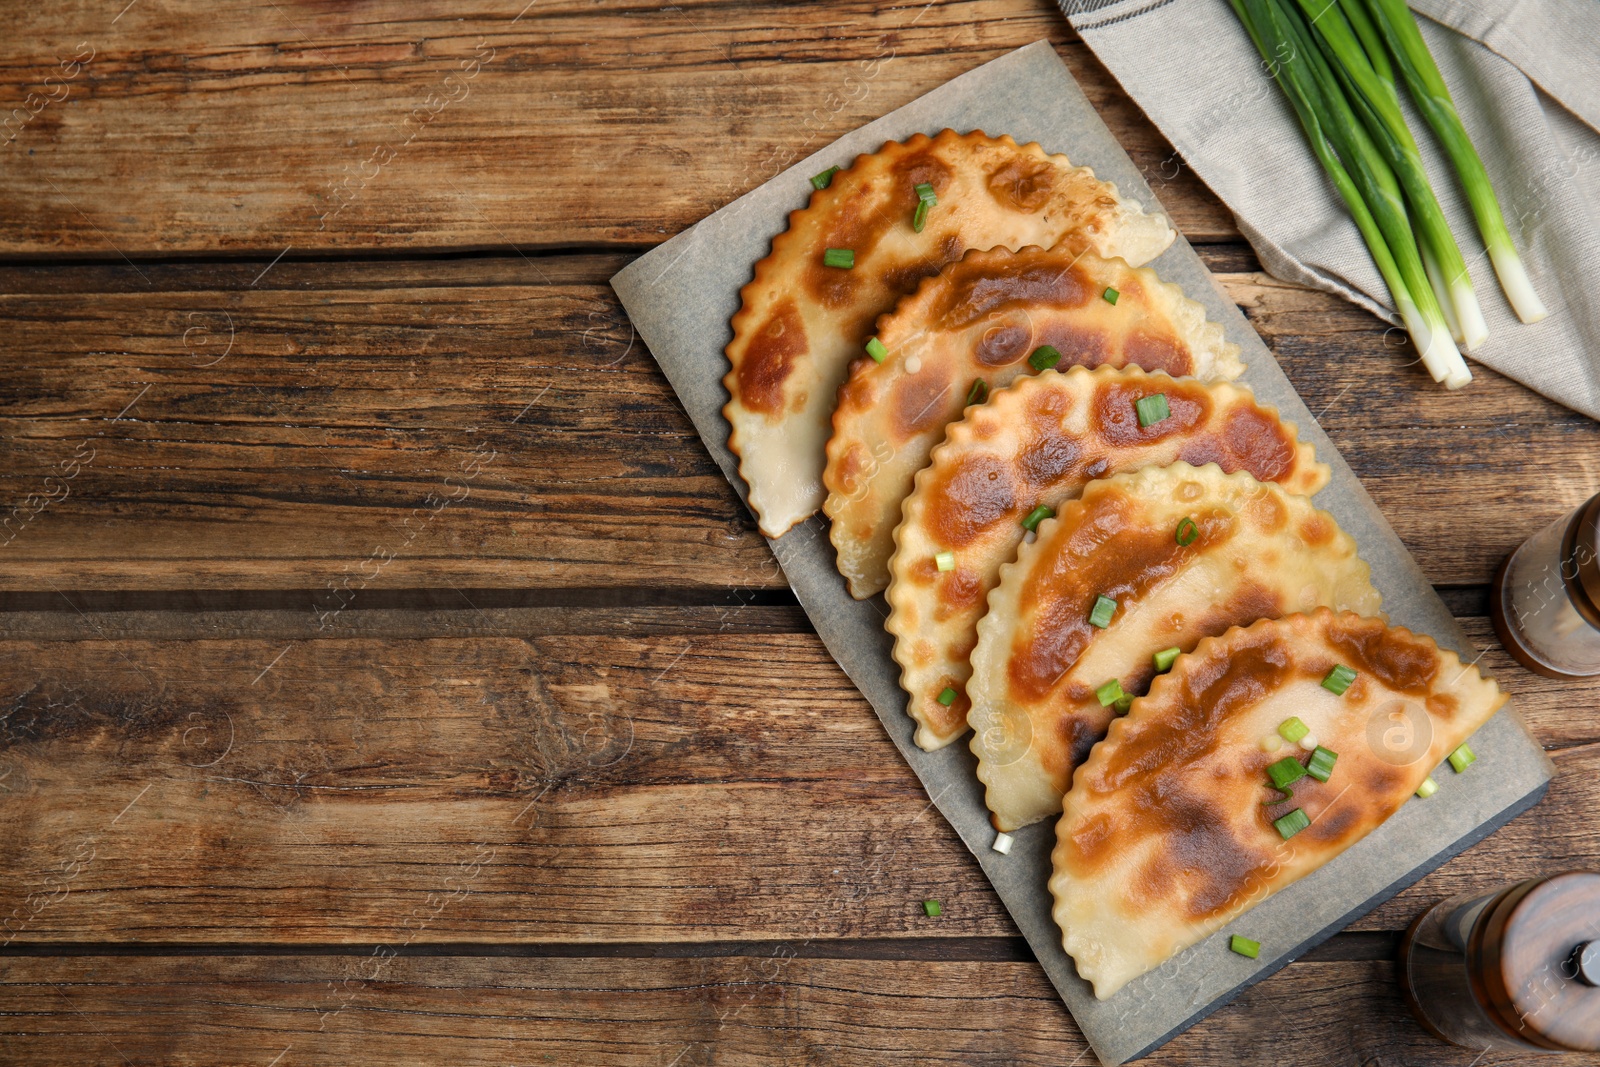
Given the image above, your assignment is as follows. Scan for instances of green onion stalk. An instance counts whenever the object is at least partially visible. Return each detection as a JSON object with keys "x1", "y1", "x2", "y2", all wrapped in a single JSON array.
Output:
[
  {"x1": 1335, "y1": 0, "x2": 1466, "y2": 344},
  {"x1": 1418, "y1": 239, "x2": 1463, "y2": 342},
  {"x1": 1279, "y1": 0, "x2": 1472, "y2": 383},
  {"x1": 1363, "y1": 0, "x2": 1547, "y2": 323},
  {"x1": 1292, "y1": 0, "x2": 1488, "y2": 351},
  {"x1": 1293, "y1": 4, "x2": 1467, "y2": 350},
  {"x1": 1231, "y1": 0, "x2": 1470, "y2": 387},
  {"x1": 1338, "y1": 0, "x2": 1394, "y2": 86}
]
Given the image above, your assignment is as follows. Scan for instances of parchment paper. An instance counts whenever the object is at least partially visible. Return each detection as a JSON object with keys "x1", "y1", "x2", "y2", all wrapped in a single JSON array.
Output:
[{"x1": 610, "y1": 41, "x2": 1553, "y2": 1066}]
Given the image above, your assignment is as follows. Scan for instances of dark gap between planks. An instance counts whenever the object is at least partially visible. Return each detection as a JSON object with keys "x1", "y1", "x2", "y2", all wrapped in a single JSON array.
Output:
[
  {"x1": 0, "y1": 587, "x2": 804, "y2": 615},
  {"x1": 0, "y1": 931, "x2": 1397, "y2": 963},
  {"x1": 0, "y1": 241, "x2": 1262, "y2": 293},
  {"x1": 0, "y1": 586, "x2": 1493, "y2": 644},
  {"x1": 0, "y1": 584, "x2": 1488, "y2": 618}
]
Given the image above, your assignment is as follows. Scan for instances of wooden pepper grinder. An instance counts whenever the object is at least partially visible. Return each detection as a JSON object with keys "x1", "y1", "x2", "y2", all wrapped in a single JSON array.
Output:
[
  {"x1": 1491, "y1": 491, "x2": 1600, "y2": 679},
  {"x1": 1400, "y1": 872, "x2": 1600, "y2": 1052}
]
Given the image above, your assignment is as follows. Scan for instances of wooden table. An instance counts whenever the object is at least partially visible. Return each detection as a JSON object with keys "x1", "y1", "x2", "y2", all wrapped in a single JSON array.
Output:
[{"x1": 2, "y1": 2, "x2": 1597, "y2": 1063}]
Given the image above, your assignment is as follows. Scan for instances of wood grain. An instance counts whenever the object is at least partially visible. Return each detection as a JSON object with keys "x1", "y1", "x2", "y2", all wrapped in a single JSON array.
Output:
[
  {"x1": 0, "y1": 624, "x2": 1013, "y2": 944},
  {"x1": 0, "y1": 616, "x2": 1592, "y2": 945},
  {"x1": 0, "y1": 255, "x2": 767, "y2": 592},
  {"x1": 3, "y1": 954, "x2": 1591, "y2": 1066},
  {"x1": 0, "y1": 0, "x2": 1231, "y2": 258},
  {"x1": 3, "y1": 0, "x2": 1595, "y2": 1061},
  {"x1": 3, "y1": 252, "x2": 1596, "y2": 592}
]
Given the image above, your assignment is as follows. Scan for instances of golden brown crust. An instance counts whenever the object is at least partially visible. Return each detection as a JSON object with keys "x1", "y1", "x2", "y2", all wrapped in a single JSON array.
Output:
[
  {"x1": 1051, "y1": 609, "x2": 1507, "y2": 999},
  {"x1": 885, "y1": 369, "x2": 1330, "y2": 754},
  {"x1": 823, "y1": 244, "x2": 1245, "y2": 598},
  {"x1": 723, "y1": 130, "x2": 1175, "y2": 539},
  {"x1": 966, "y1": 462, "x2": 1377, "y2": 829}
]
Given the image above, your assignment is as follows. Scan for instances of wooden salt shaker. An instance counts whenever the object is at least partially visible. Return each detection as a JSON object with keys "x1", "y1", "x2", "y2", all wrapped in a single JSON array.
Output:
[
  {"x1": 1400, "y1": 872, "x2": 1600, "y2": 1052},
  {"x1": 1491, "y1": 491, "x2": 1600, "y2": 679}
]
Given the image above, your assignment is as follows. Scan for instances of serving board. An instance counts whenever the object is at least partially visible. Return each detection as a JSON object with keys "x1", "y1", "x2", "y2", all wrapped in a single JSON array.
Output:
[{"x1": 610, "y1": 40, "x2": 1553, "y2": 1065}]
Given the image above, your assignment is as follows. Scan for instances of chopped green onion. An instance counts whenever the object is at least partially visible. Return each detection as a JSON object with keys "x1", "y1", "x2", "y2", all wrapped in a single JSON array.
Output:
[
  {"x1": 1088, "y1": 594, "x2": 1117, "y2": 629},
  {"x1": 865, "y1": 336, "x2": 888, "y2": 363},
  {"x1": 1112, "y1": 696, "x2": 1132, "y2": 715},
  {"x1": 1263, "y1": 784, "x2": 1294, "y2": 805},
  {"x1": 1278, "y1": 716, "x2": 1310, "y2": 743},
  {"x1": 1307, "y1": 745, "x2": 1339, "y2": 783},
  {"x1": 1416, "y1": 776, "x2": 1438, "y2": 799},
  {"x1": 1028, "y1": 345, "x2": 1061, "y2": 372},
  {"x1": 823, "y1": 248, "x2": 855, "y2": 269},
  {"x1": 1153, "y1": 646, "x2": 1181, "y2": 672},
  {"x1": 934, "y1": 551, "x2": 955, "y2": 572},
  {"x1": 1274, "y1": 807, "x2": 1310, "y2": 839},
  {"x1": 1095, "y1": 678, "x2": 1127, "y2": 708},
  {"x1": 1230, "y1": 934, "x2": 1261, "y2": 959},
  {"x1": 1175, "y1": 517, "x2": 1198, "y2": 546},
  {"x1": 910, "y1": 183, "x2": 937, "y2": 232},
  {"x1": 1322, "y1": 664, "x2": 1357, "y2": 695},
  {"x1": 922, "y1": 899, "x2": 943, "y2": 917},
  {"x1": 1448, "y1": 742, "x2": 1477, "y2": 773},
  {"x1": 1267, "y1": 756, "x2": 1308, "y2": 791},
  {"x1": 992, "y1": 832, "x2": 1014, "y2": 855},
  {"x1": 965, "y1": 378, "x2": 988, "y2": 406},
  {"x1": 1103, "y1": 287, "x2": 1120, "y2": 305},
  {"x1": 1135, "y1": 393, "x2": 1170, "y2": 428},
  {"x1": 810, "y1": 166, "x2": 840, "y2": 191},
  {"x1": 1021, "y1": 504, "x2": 1054, "y2": 532},
  {"x1": 936, "y1": 686, "x2": 957, "y2": 707}
]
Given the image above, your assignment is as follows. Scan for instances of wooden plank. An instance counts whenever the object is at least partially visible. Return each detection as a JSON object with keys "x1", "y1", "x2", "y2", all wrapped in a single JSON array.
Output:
[
  {"x1": 0, "y1": 256, "x2": 770, "y2": 592},
  {"x1": 0, "y1": 0, "x2": 1232, "y2": 257},
  {"x1": 0, "y1": 617, "x2": 1592, "y2": 945},
  {"x1": 3, "y1": 954, "x2": 1591, "y2": 1066},
  {"x1": 3, "y1": 253, "x2": 1596, "y2": 592},
  {"x1": 0, "y1": 624, "x2": 1012, "y2": 944}
]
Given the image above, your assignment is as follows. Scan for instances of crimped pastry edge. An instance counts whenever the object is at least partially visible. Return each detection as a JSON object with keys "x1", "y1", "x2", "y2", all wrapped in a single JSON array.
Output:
[
  {"x1": 887, "y1": 371, "x2": 1334, "y2": 752},
  {"x1": 724, "y1": 129, "x2": 1172, "y2": 539}
]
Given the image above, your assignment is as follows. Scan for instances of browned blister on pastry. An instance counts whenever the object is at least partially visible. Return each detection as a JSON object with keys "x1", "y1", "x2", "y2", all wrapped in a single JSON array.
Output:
[
  {"x1": 824, "y1": 245, "x2": 1243, "y2": 599},
  {"x1": 724, "y1": 130, "x2": 1174, "y2": 539},
  {"x1": 967, "y1": 462, "x2": 1376, "y2": 829},
  {"x1": 1051, "y1": 610, "x2": 1507, "y2": 999},
  {"x1": 887, "y1": 369, "x2": 1331, "y2": 753}
]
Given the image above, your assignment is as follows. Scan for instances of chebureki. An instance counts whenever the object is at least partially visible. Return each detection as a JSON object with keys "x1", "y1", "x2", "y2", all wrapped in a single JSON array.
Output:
[
  {"x1": 824, "y1": 245, "x2": 1245, "y2": 599},
  {"x1": 887, "y1": 370, "x2": 1331, "y2": 753},
  {"x1": 1051, "y1": 611, "x2": 1508, "y2": 999},
  {"x1": 714, "y1": 126, "x2": 1511, "y2": 1002},
  {"x1": 725, "y1": 129, "x2": 1174, "y2": 540},
  {"x1": 967, "y1": 463, "x2": 1380, "y2": 830}
]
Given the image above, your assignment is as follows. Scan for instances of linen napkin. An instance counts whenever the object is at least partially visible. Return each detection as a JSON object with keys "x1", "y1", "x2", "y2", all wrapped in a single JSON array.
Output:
[{"x1": 1061, "y1": 0, "x2": 1600, "y2": 422}]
